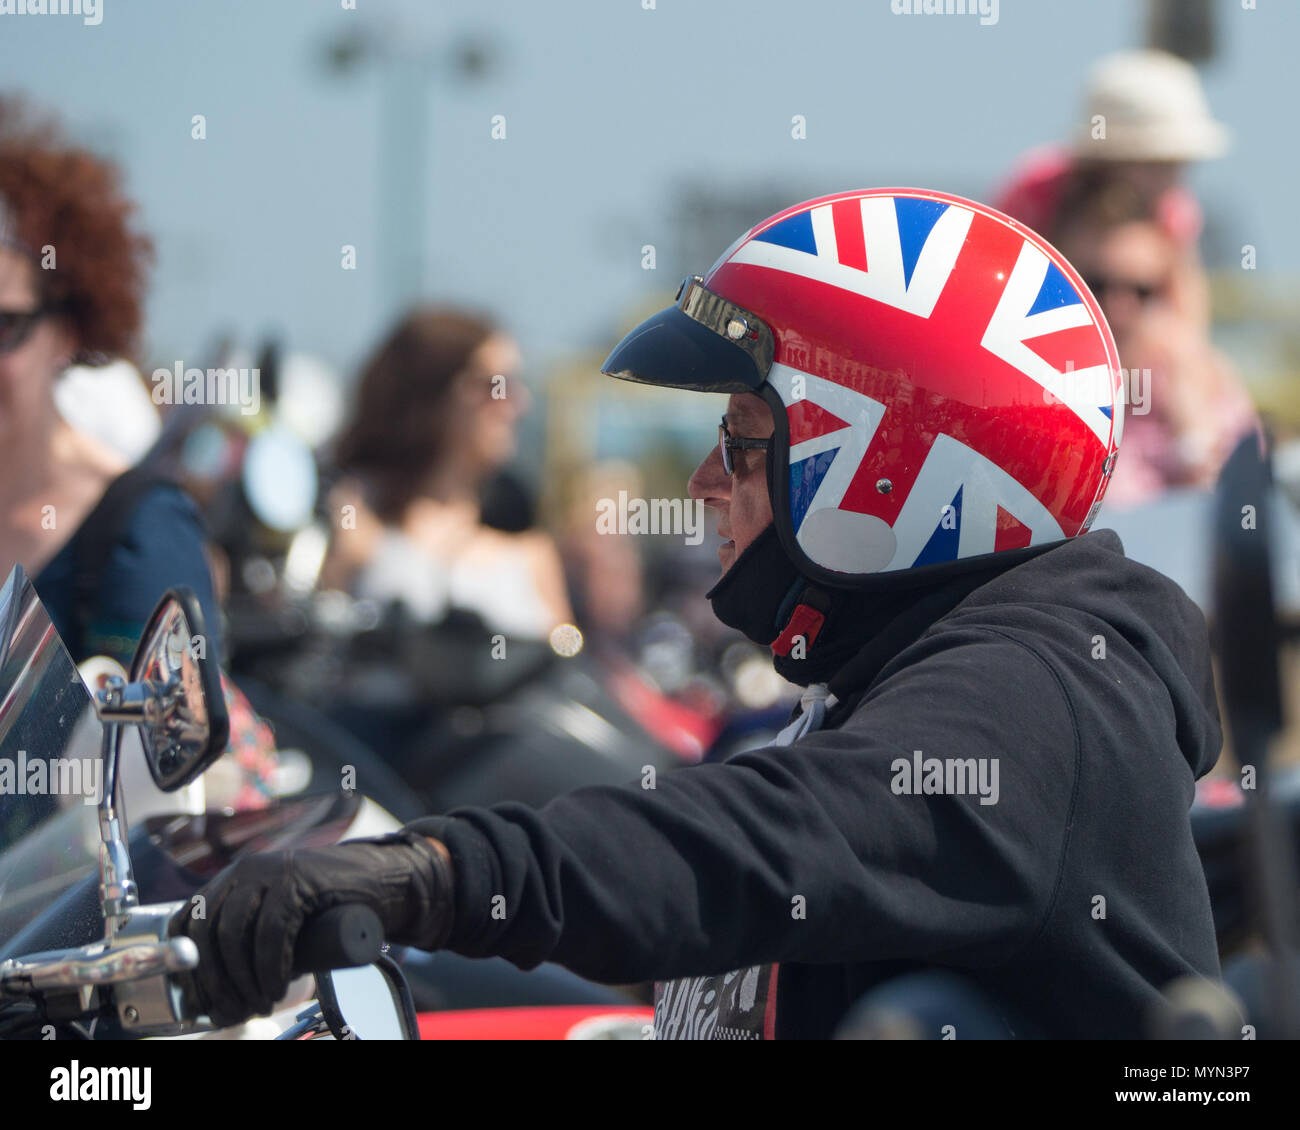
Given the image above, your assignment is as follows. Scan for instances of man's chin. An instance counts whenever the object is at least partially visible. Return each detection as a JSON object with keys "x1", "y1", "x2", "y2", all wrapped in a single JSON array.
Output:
[{"x1": 717, "y1": 540, "x2": 737, "y2": 573}]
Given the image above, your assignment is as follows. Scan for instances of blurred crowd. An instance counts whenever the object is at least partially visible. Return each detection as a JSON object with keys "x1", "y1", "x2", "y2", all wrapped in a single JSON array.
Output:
[{"x1": 0, "y1": 43, "x2": 1291, "y2": 826}]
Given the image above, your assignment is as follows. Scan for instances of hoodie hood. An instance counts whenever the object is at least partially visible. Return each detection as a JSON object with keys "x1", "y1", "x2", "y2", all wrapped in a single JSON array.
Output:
[
  {"x1": 982, "y1": 528, "x2": 1219, "y2": 777},
  {"x1": 708, "y1": 522, "x2": 1065, "y2": 689},
  {"x1": 837, "y1": 526, "x2": 1224, "y2": 779}
]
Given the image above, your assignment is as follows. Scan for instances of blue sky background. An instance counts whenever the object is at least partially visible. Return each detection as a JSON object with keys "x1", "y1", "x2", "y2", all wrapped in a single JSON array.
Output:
[{"x1": 0, "y1": 0, "x2": 1294, "y2": 390}]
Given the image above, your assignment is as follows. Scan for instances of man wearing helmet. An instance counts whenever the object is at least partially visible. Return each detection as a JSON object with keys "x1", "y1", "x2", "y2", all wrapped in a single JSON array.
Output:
[{"x1": 177, "y1": 189, "x2": 1224, "y2": 1039}]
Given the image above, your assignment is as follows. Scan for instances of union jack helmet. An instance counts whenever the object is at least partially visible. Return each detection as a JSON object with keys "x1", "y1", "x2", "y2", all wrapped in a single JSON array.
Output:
[{"x1": 601, "y1": 188, "x2": 1124, "y2": 588}]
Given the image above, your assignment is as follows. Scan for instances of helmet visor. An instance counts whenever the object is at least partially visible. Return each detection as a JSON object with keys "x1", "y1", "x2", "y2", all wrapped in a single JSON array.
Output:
[{"x1": 600, "y1": 276, "x2": 774, "y2": 394}]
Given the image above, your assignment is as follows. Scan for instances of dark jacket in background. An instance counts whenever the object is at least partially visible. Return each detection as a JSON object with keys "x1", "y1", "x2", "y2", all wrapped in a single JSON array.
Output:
[{"x1": 36, "y1": 476, "x2": 221, "y2": 667}]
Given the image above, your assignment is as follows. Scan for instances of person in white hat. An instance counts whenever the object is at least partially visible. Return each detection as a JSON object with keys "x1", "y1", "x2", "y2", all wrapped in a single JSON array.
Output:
[
  {"x1": 1007, "y1": 50, "x2": 1256, "y2": 509},
  {"x1": 1073, "y1": 48, "x2": 1230, "y2": 161},
  {"x1": 994, "y1": 48, "x2": 1230, "y2": 247}
]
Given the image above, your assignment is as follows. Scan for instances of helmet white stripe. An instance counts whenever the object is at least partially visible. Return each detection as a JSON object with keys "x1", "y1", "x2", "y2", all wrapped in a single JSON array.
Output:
[
  {"x1": 980, "y1": 240, "x2": 1116, "y2": 447},
  {"x1": 729, "y1": 199, "x2": 972, "y2": 320}
]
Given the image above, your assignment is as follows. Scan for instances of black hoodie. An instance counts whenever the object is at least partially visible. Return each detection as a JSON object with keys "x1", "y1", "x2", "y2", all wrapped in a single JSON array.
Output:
[{"x1": 405, "y1": 527, "x2": 1223, "y2": 1038}]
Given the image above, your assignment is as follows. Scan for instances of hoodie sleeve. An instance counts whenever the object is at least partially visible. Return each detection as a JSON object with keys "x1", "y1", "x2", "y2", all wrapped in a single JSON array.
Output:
[{"x1": 403, "y1": 625, "x2": 1081, "y2": 984}]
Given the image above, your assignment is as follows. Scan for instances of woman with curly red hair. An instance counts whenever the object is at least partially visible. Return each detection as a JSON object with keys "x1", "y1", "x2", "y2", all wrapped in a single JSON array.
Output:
[
  {"x1": 0, "y1": 95, "x2": 223, "y2": 670},
  {"x1": 0, "y1": 95, "x2": 289, "y2": 814}
]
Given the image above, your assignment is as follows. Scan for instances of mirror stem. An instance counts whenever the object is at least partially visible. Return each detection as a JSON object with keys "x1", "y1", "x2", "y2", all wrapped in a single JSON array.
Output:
[{"x1": 97, "y1": 722, "x2": 138, "y2": 937}]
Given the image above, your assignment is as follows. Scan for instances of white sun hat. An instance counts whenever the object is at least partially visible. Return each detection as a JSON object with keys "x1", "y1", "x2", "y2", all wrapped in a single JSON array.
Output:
[{"x1": 1072, "y1": 48, "x2": 1231, "y2": 162}]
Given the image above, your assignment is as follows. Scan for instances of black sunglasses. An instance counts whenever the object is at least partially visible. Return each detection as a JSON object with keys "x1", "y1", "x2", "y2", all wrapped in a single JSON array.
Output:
[
  {"x1": 0, "y1": 307, "x2": 49, "y2": 355},
  {"x1": 1082, "y1": 275, "x2": 1163, "y2": 306},
  {"x1": 718, "y1": 415, "x2": 772, "y2": 476}
]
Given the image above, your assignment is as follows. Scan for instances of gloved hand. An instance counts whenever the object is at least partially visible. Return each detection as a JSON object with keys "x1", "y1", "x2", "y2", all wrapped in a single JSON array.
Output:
[{"x1": 170, "y1": 831, "x2": 453, "y2": 1028}]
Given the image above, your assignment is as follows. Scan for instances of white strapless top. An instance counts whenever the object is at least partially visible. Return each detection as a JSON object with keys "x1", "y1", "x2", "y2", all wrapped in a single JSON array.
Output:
[{"x1": 353, "y1": 528, "x2": 555, "y2": 639}]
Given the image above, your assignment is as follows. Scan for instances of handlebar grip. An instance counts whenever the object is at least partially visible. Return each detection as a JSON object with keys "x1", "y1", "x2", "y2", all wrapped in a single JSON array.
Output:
[{"x1": 291, "y1": 905, "x2": 384, "y2": 976}]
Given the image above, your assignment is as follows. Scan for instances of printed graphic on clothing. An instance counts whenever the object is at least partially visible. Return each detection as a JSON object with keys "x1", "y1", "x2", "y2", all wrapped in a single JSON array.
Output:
[{"x1": 653, "y1": 964, "x2": 776, "y2": 1039}]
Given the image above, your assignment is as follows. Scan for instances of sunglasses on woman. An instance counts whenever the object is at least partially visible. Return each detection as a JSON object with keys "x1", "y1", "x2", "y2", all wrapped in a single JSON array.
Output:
[
  {"x1": 1082, "y1": 275, "x2": 1165, "y2": 306},
  {"x1": 0, "y1": 307, "x2": 49, "y2": 355}
]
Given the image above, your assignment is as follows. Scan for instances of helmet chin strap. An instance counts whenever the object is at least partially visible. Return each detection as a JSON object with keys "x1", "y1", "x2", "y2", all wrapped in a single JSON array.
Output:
[
  {"x1": 760, "y1": 434, "x2": 834, "y2": 663},
  {"x1": 757, "y1": 410, "x2": 822, "y2": 658},
  {"x1": 770, "y1": 580, "x2": 829, "y2": 658}
]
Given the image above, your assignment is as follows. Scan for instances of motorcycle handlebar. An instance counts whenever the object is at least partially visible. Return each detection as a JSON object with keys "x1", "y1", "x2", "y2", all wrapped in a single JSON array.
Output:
[{"x1": 290, "y1": 905, "x2": 384, "y2": 976}]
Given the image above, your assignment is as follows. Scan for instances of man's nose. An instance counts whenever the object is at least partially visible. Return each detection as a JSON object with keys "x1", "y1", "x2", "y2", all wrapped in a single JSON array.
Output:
[{"x1": 688, "y1": 441, "x2": 730, "y2": 505}]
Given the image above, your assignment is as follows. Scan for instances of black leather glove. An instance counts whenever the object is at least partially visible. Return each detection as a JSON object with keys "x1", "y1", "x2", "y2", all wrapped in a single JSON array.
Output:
[{"x1": 171, "y1": 831, "x2": 453, "y2": 1029}]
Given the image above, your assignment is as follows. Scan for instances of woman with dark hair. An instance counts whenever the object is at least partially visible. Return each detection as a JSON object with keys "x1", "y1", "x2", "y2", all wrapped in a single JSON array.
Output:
[
  {"x1": 316, "y1": 314, "x2": 640, "y2": 1015},
  {"x1": 323, "y1": 307, "x2": 572, "y2": 638},
  {"x1": 0, "y1": 95, "x2": 222, "y2": 666}
]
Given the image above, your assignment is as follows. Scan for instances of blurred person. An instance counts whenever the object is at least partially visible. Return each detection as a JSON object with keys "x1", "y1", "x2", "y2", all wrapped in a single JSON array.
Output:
[
  {"x1": 558, "y1": 460, "x2": 646, "y2": 647},
  {"x1": 179, "y1": 190, "x2": 1225, "y2": 1039},
  {"x1": 994, "y1": 48, "x2": 1229, "y2": 250},
  {"x1": 1055, "y1": 211, "x2": 1258, "y2": 505},
  {"x1": 0, "y1": 96, "x2": 277, "y2": 812},
  {"x1": 322, "y1": 307, "x2": 572, "y2": 639},
  {"x1": 556, "y1": 461, "x2": 728, "y2": 763},
  {"x1": 0, "y1": 96, "x2": 220, "y2": 666}
]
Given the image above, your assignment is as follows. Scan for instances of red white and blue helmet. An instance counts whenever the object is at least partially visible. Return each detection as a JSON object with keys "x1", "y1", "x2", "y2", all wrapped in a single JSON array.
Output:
[{"x1": 601, "y1": 188, "x2": 1124, "y2": 589}]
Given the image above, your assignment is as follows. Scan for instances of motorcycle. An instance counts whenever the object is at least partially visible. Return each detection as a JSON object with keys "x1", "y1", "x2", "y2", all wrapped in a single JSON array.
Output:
[
  {"x1": 0, "y1": 565, "x2": 413, "y2": 1041},
  {"x1": 0, "y1": 565, "x2": 653, "y2": 1039}
]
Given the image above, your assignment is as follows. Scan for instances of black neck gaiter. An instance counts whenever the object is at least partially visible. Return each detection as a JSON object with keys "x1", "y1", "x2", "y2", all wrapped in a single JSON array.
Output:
[
  {"x1": 704, "y1": 525, "x2": 801, "y2": 648},
  {"x1": 706, "y1": 523, "x2": 1025, "y2": 690}
]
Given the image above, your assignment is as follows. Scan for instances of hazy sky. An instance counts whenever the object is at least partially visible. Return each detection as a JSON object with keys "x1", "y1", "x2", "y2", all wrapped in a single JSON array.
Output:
[{"x1": 1, "y1": 0, "x2": 1295, "y2": 386}]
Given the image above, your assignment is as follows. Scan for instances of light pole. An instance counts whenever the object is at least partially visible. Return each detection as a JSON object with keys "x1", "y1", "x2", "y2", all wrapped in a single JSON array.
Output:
[{"x1": 320, "y1": 23, "x2": 493, "y2": 317}]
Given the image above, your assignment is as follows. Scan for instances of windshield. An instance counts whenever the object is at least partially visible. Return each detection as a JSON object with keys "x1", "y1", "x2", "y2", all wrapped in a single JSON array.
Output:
[{"x1": 0, "y1": 567, "x2": 106, "y2": 956}]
